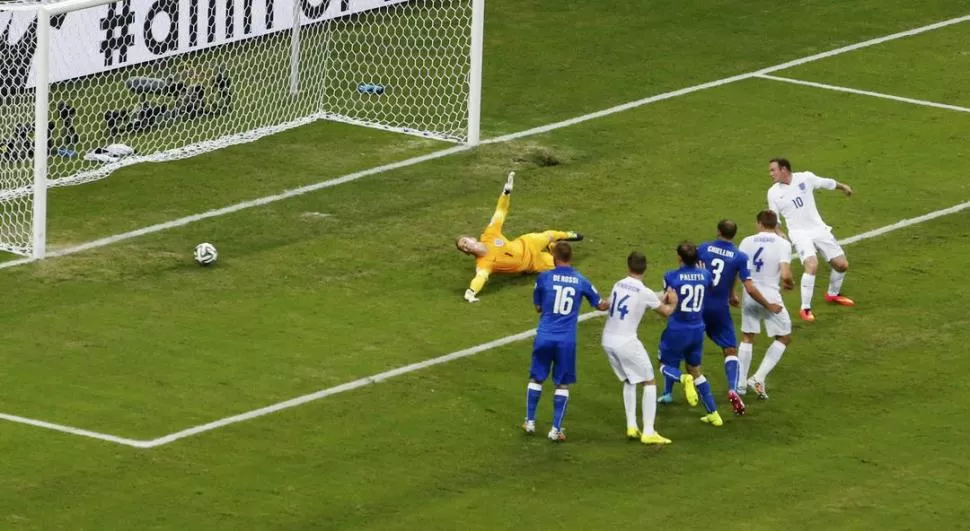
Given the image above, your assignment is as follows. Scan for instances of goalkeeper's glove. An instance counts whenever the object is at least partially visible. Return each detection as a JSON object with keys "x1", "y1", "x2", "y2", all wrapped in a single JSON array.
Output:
[
  {"x1": 503, "y1": 171, "x2": 515, "y2": 195},
  {"x1": 464, "y1": 289, "x2": 480, "y2": 303}
]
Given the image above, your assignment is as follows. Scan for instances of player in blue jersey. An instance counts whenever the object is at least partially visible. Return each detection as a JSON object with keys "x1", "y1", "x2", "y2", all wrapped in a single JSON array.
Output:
[
  {"x1": 523, "y1": 242, "x2": 610, "y2": 442},
  {"x1": 657, "y1": 242, "x2": 723, "y2": 427},
  {"x1": 688, "y1": 220, "x2": 782, "y2": 416}
]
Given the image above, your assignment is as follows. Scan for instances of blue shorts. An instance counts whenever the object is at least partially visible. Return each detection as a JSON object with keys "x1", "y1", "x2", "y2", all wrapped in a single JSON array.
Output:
[
  {"x1": 703, "y1": 305, "x2": 737, "y2": 349},
  {"x1": 658, "y1": 327, "x2": 705, "y2": 368},
  {"x1": 530, "y1": 338, "x2": 577, "y2": 385}
]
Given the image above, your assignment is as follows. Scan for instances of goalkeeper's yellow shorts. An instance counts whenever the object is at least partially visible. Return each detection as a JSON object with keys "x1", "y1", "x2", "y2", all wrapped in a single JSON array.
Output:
[{"x1": 517, "y1": 233, "x2": 555, "y2": 272}]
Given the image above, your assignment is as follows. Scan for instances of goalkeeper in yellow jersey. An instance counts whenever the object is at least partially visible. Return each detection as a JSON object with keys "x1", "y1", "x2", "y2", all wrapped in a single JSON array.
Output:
[{"x1": 456, "y1": 172, "x2": 583, "y2": 303}]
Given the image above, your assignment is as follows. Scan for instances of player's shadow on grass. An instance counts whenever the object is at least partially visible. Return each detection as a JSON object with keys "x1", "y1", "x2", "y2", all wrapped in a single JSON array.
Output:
[{"x1": 475, "y1": 274, "x2": 537, "y2": 296}]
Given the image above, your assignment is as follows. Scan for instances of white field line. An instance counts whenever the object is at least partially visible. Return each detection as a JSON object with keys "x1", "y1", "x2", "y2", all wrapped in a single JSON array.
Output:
[
  {"x1": 0, "y1": 13, "x2": 965, "y2": 271},
  {"x1": 756, "y1": 74, "x2": 970, "y2": 113},
  {"x1": 138, "y1": 200, "x2": 970, "y2": 447},
  {"x1": 3, "y1": 199, "x2": 967, "y2": 447},
  {"x1": 0, "y1": 412, "x2": 151, "y2": 448}
]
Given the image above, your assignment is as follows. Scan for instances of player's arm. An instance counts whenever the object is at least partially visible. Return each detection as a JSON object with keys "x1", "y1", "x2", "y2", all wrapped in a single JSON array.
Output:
[
  {"x1": 810, "y1": 172, "x2": 853, "y2": 197},
  {"x1": 742, "y1": 279, "x2": 782, "y2": 314},
  {"x1": 767, "y1": 193, "x2": 789, "y2": 240},
  {"x1": 533, "y1": 278, "x2": 543, "y2": 313},
  {"x1": 464, "y1": 268, "x2": 490, "y2": 303},
  {"x1": 729, "y1": 275, "x2": 740, "y2": 307},
  {"x1": 652, "y1": 294, "x2": 676, "y2": 318},
  {"x1": 583, "y1": 281, "x2": 610, "y2": 312},
  {"x1": 484, "y1": 171, "x2": 515, "y2": 237},
  {"x1": 834, "y1": 181, "x2": 854, "y2": 197},
  {"x1": 661, "y1": 286, "x2": 678, "y2": 306},
  {"x1": 640, "y1": 290, "x2": 674, "y2": 318},
  {"x1": 730, "y1": 254, "x2": 748, "y2": 307},
  {"x1": 780, "y1": 241, "x2": 795, "y2": 290}
]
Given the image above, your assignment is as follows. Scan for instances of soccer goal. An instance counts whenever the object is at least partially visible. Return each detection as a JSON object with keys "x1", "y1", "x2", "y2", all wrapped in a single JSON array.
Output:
[{"x1": 0, "y1": 0, "x2": 484, "y2": 258}]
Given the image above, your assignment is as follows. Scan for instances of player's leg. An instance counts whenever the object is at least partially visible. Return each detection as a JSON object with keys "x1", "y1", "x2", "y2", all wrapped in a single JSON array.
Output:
[
  {"x1": 548, "y1": 341, "x2": 577, "y2": 441},
  {"x1": 541, "y1": 230, "x2": 583, "y2": 243},
  {"x1": 518, "y1": 233, "x2": 558, "y2": 272},
  {"x1": 658, "y1": 330, "x2": 698, "y2": 406},
  {"x1": 792, "y1": 233, "x2": 819, "y2": 322},
  {"x1": 657, "y1": 329, "x2": 681, "y2": 403},
  {"x1": 686, "y1": 332, "x2": 721, "y2": 425},
  {"x1": 603, "y1": 345, "x2": 639, "y2": 437},
  {"x1": 525, "y1": 339, "x2": 554, "y2": 433},
  {"x1": 705, "y1": 308, "x2": 743, "y2": 398},
  {"x1": 738, "y1": 334, "x2": 756, "y2": 395},
  {"x1": 751, "y1": 309, "x2": 793, "y2": 398},
  {"x1": 819, "y1": 235, "x2": 854, "y2": 306},
  {"x1": 739, "y1": 300, "x2": 763, "y2": 397},
  {"x1": 659, "y1": 357, "x2": 678, "y2": 402},
  {"x1": 622, "y1": 341, "x2": 671, "y2": 445}
]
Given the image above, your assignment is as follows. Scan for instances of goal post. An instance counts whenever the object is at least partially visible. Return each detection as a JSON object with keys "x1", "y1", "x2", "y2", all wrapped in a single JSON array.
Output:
[{"x1": 0, "y1": 0, "x2": 484, "y2": 259}]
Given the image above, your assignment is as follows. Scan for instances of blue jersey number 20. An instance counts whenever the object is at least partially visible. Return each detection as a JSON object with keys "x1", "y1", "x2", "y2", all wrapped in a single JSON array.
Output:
[{"x1": 679, "y1": 284, "x2": 705, "y2": 312}]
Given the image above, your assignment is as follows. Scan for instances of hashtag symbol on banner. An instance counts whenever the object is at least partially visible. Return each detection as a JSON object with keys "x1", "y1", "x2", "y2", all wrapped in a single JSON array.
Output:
[{"x1": 100, "y1": 0, "x2": 135, "y2": 66}]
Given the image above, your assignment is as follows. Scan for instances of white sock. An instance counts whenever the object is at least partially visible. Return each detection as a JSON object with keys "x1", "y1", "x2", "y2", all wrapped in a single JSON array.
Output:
[
  {"x1": 754, "y1": 340, "x2": 787, "y2": 383},
  {"x1": 642, "y1": 385, "x2": 657, "y2": 436},
  {"x1": 738, "y1": 343, "x2": 753, "y2": 387},
  {"x1": 800, "y1": 273, "x2": 816, "y2": 310},
  {"x1": 623, "y1": 382, "x2": 637, "y2": 429},
  {"x1": 827, "y1": 270, "x2": 846, "y2": 296}
]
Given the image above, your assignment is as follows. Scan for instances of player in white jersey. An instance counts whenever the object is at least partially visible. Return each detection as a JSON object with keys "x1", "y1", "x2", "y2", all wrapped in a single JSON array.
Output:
[
  {"x1": 767, "y1": 158, "x2": 855, "y2": 322},
  {"x1": 601, "y1": 251, "x2": 676, "y2": 445},
  {"x1": 737, "y1": 210, "x2": 795, "y2": 400}
]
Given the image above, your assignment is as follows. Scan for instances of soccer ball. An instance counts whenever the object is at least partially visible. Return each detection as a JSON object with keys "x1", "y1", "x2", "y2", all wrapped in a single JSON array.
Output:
[{"x1": 194, "y1": 242, "x2": 218, "y2": 265}]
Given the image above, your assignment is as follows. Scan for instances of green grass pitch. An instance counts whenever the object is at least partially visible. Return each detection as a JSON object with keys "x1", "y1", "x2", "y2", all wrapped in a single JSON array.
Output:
[{"x1": 1, "y1": 1, "x2": 969, "y2": 529}]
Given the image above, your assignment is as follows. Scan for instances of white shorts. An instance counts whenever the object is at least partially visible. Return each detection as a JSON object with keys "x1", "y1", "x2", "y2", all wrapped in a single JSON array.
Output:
[
  {"x1": 601, "y1": 338, "x2": 654, "y2": 384},
  {"x1": 790, "y1": 230, "x2": 845, "y2": 262},
  {"x1": 741, "y1": 297, "x2": 792, "y2": 337}
]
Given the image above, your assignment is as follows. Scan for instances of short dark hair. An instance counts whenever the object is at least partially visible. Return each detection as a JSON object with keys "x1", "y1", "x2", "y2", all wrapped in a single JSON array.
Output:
[
  {"x1": 757, "y1": 209, "x2": 778, "y2": 229},
  {"x1": 717, "y1": 219, "x2": 738, "y2": 240},
  {"x1": 677, "y1": 241, "x2": 699, "y2": 267},
  {"x1": 552, "y1": 241, "x2": 572, "y2": 263},
  {"x1": 770, "y1": 158, "x2": 792, "y2": 171},
  {"x1": 627, "y1": 251, "x2": 647, "y2": 275}
]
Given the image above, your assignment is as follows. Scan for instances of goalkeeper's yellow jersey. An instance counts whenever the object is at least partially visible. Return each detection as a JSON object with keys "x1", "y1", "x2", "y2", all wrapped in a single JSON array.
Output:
[
  {"x1": 475, "y1": 228, "x2": 534, "y2": 274},
  {"x1": 467, "y1": 192, "x2": 557, "y2": 296}
]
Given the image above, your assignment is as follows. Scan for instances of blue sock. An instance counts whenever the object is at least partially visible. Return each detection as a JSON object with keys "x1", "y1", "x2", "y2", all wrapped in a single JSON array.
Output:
[
  {"x1": 663, "y1": 374, "x2": 675, "y2": 395},
  {"x1": 724, "y1": 355, "x2": 739, "y2": 392},
  {"x1": 661, "y1": 364, "x2": 682, "y2": 389},
  {"x1": 695, "y1": 375, "x2": 717, "y2": 413},
  {"x1": 552, "y1": 389, "x2": 569, "y2": 430},
  {"x1": 526, "y1": 382, "x2": 542, "y2": 421}
]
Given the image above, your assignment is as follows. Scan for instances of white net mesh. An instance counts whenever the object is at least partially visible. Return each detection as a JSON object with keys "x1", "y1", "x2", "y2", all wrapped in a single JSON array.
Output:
[
  {"x1": 0, "y1": 0, "x2": 474, "y2": 255},
  {"x1": 0, "y1": 8, "x2": 37, "y2": 255}
]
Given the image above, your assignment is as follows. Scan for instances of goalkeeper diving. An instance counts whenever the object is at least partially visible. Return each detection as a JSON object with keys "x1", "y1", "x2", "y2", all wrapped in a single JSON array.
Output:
[{"x1": 456, "y1": 172, "x2": 584, "y2": 303}]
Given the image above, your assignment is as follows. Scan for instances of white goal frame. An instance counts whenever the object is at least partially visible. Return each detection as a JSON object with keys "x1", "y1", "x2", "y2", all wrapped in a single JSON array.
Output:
[{"x1": 2, "y1": 0, "x2": 484, "y2": 259}]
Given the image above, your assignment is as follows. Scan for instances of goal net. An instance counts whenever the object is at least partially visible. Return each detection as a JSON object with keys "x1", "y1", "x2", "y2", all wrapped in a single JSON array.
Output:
[{"x1": 0, "y1": 0, "x2": 483, "y2": 257}]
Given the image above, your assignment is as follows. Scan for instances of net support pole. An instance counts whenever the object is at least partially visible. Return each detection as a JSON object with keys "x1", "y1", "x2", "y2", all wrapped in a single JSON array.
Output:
[
  {"x1": 289, "y1": 0, "x2": 302, "y2": 95},
  {"x1": 466, "y1": 0, "x2": 485, "y2": 145},
  {"x1": 32, "y1": 7, "x2": 51, "y2": 259}
]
